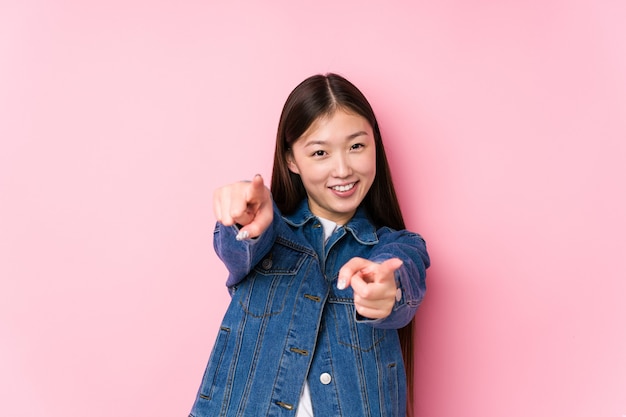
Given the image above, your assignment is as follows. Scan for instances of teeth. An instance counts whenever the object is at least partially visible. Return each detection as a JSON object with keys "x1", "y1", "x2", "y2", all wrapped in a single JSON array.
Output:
[{"x1": 332, "y1": 183, "x2": 355, "y2": 192}]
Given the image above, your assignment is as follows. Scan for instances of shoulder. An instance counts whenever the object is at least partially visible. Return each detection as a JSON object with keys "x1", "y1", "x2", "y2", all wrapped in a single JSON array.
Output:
[{"x1": 377, "y1": 226, "x2": 426, "y2": 244}]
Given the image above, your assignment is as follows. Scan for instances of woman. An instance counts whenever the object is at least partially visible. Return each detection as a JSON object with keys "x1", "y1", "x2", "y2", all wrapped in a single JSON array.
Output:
[{"x1": 190, "y1": 73, "x2": 429, "y2": 417}]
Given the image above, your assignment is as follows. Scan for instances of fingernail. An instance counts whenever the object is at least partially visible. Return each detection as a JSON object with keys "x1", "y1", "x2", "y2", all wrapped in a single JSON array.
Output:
[
  {"x1": 337, "y1": 278, "x2": 346, "y2": 290},
  {"x1": 236, "y1": 230, "x2": 249, "y2": 241}
]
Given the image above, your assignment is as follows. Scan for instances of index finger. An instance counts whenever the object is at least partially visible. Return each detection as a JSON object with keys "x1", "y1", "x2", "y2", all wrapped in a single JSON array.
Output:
[
  {"x1": 245, "y1": 174, "x2": 266, "y2": 204},
  {"x1": 375, "y1": 258, "x2": 404, "y2": 279}
]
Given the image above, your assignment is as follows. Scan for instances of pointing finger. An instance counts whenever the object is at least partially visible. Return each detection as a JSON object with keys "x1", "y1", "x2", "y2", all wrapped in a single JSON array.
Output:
[
  {"x1": 235, "y1": 195, "x2": 273, "y2": 240},
  {"x1": 234, "y1": 175, "x2": 273, "y2": 240},
  {"x1": 373, "y1": 258, "x2": 403, "y2": 282},
  {"x1": 246, "y1": 174, "x2": 266, "y2": 204}
]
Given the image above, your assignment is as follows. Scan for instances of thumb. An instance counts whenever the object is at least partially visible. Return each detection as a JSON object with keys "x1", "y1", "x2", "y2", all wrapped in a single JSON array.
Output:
[{"x1": 337, "y1": 257, "x2": 369, "y2": 290}]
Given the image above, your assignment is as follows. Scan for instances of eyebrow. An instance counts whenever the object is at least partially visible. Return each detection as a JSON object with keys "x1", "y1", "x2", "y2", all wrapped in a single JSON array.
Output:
[
  {"x1": 347, "y1": 131, "x2": 368, "y2": 140},
  {"x1": 303, "y1": 131, "x2": 369, "y2": 147}
]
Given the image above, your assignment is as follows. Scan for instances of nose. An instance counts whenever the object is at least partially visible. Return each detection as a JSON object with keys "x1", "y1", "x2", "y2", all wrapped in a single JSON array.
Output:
[{"x1": 332, "y1": 154, "x2": 352, "y2": 178}]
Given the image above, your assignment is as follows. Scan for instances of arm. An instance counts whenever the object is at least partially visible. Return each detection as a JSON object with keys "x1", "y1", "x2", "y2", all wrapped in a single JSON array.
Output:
[{"x1": 212, "y1": 175, "x2": 276, "y2": 288}]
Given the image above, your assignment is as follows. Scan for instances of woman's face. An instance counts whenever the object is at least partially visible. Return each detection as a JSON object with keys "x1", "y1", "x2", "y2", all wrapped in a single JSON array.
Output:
[{"x1": 287, "y1": 108, "x2": 376, "y2": 225}]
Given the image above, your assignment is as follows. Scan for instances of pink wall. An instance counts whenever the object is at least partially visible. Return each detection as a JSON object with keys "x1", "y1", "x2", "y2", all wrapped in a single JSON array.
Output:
[{"x1": 1, "y1": 1, "x2": 625, "y2": 416}]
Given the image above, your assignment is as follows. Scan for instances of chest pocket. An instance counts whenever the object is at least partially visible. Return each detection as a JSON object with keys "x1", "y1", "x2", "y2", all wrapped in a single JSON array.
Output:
[
  {"x1": 328, "y1": 298, "x2": 386, "y2": 352},
  {"x1": 238, "y1": 244, "x2": 308, "y2": 318}
]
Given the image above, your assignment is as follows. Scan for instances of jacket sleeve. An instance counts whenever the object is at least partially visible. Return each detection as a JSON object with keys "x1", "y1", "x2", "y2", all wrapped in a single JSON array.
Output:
[
  {"x1": 356, "y1": 229, "x2": 430, "y2": 329},
  {"x1": 212, "y1": 203, "x2": 281, "y2": 288}
]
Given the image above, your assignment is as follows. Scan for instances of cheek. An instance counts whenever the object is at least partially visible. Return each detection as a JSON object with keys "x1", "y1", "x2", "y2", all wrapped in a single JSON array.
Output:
[
  {"x1": 360, "y1": 153, "x2": 377, "y2": 177},
  {"x1": 300, "y1": 165, "x2": 325, "y2": 184}
]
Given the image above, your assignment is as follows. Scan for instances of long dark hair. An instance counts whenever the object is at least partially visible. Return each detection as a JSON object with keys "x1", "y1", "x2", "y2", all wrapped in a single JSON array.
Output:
[{"x1": 270, "y1": 73, "x2": 416, "y2": 416}]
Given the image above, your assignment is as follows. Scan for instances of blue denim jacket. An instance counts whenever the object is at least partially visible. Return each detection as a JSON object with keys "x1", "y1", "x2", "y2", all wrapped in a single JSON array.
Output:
[{"x1": 190, "y1": 200, "x2": 429, "y2": 417}]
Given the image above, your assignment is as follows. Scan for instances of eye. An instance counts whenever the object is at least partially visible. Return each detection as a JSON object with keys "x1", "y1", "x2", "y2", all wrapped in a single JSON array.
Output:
[
  {"x1": 311, "y1": 150, "x2": 327, "y2": 157},
  {"x1": 350, "y1": 143, "x2": 365, "y2": 151}
]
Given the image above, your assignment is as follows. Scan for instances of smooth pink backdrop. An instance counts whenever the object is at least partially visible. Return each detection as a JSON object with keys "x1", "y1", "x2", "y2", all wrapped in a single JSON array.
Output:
[{"x1": 1, "y1": 1, "x2": 625, "y2": 416}]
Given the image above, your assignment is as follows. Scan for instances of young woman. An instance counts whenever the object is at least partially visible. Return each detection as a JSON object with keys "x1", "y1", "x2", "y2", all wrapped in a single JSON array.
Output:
[{"x1": 190, "y1": 73, "x2": 429, "y2": 417}]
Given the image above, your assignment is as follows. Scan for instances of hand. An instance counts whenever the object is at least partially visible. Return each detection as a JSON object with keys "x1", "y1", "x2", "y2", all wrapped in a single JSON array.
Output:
[
  {"x1": 213, "y1": 174, "x2": 273, "y2": 240},
  {"x1": 337, "y1": 257, "x2": 403, "y2": 319}
]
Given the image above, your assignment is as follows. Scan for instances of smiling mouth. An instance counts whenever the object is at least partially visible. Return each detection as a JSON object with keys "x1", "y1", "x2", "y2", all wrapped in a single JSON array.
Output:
[{"x1": 330, "y1": 182, "x2": 356, "y2": 192}]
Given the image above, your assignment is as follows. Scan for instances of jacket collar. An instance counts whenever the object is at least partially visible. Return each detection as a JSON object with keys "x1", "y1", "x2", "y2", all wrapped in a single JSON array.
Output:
[{"x1": 283, "y1": 199, "x2": 379, "y2": 245}]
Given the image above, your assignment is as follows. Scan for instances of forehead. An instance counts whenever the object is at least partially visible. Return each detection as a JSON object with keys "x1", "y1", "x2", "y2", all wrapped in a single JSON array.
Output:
[{"x1": 297, "y1": 108, "x2": 373, "y2": 145}]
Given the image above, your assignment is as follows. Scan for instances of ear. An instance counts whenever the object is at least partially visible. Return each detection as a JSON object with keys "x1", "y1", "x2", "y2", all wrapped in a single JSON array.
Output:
[{"x1": 286, "y1": 152, "x2": 300, "y2": 175}]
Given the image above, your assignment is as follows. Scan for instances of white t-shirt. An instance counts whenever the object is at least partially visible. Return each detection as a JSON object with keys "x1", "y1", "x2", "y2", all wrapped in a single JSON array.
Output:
[{"x1": 296, "y1": 217, "x2": 338, "y2": 417}]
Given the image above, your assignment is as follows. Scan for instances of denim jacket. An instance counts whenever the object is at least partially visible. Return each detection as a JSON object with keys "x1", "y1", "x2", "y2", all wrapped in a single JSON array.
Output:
[{"x1": 190, "y1": 200, "x2": 429, "y2": 417}]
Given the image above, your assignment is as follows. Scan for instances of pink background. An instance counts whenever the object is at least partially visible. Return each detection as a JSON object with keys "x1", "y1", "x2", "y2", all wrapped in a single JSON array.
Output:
[{"x1": 1, "y1": 1, "x2": 625, "y2": 416}]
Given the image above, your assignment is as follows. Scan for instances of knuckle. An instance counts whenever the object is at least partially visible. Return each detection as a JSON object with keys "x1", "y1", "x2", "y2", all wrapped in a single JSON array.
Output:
[{"x1": 359, "y1": 286, "x2": 372, "y2": 299}]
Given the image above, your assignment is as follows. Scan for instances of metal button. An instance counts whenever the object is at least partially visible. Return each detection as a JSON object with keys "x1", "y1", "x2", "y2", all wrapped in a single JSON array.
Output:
[
  {"x1": 320, "y1": 372, "x2": 332, "y2": 385},
  {"x1": 261, "y1": 258, "x2": 272, "y2": 269},
  {"x1": 276, "y1": 401, "x2": 294, "y2": 410},
  {"x1": 304, "y1": 294, "x2": 321, "y2": 302}
]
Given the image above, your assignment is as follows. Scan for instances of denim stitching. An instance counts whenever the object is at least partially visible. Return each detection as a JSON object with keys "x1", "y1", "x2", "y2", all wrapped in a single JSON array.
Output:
[
  {"x1": 236, "y1": 311, "x2": 272, "y2": 415},
  {"x1": 219, "y1": 313, "x2": 247, "y2": 416},
  {"x1": 198, "y1": 326, "x2": 231, "y2": 401},
  {"x1": 330, "y1": 303, "x2": 385, "y2": 352}
]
